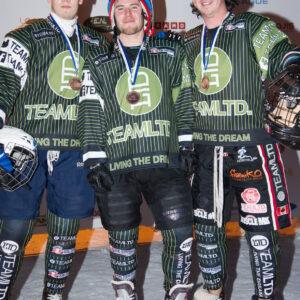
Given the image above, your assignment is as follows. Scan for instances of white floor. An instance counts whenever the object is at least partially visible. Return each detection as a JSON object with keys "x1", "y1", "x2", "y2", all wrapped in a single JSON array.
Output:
[{"x1": 11, "y1": 233, "x2": 300, "y2": 300}]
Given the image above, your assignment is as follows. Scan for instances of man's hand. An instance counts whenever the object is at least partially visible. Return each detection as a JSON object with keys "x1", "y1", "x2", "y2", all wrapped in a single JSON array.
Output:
[
  {"x1": 87, "y1": 163, "x2": 114, "y2": 192},
  {"x1": 179, "y1": 145, "x2": 196, "y2": 176}
]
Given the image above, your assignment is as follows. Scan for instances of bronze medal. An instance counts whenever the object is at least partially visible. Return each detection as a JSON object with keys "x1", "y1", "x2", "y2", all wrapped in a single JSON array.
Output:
[
  {"x1": 201, "y1": 75, "x2": 210, "y2": 90},
  {"x1": 126, "y1": 91, "x2": 140, "y2": 104},
  {"x1": 69, "y1": 77, "x2": 82, "y2": 90}
]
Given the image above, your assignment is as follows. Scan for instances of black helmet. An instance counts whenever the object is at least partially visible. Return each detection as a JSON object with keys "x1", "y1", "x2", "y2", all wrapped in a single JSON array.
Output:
[{"x1": 265, "y1": 64, "x2": 300, "y2": 150}]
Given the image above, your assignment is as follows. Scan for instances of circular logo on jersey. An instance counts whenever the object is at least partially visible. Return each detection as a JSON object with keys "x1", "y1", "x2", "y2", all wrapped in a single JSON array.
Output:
[
  {"x1": 0, "y1": 240, "x2": 19, "y2": 255},
  {"x1": 250, "y1": 235, "x2": 269, "y2": 251},
  {"x1": 48, "y1": 51, "x2": 84, "y2": 99},
  {"x1": 115, "y1": 67, "x2": 162, "y2": 116},
  {"x1": 241, "y1": 188, "x2": 261, "y2": 204},
  {"x1": 194, "y1": 47, "x2": 232, "y2": 95},
  {"x1": 277, "y1": 191, "x2": 286, "y2": 202}
]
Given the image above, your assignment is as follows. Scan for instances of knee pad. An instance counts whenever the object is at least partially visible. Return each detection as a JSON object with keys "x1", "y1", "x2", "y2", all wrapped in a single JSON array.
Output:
[
  {"x1": 161, "y1": 225, "x2": 193, "y2": 291},
  {"x1": 45, "y1": 211, "x2": 80, "y2": 294},
  {"x1": 0, "y1": 219, "x2": 34, "y2": 298},
  {"x1": 246, "y1": 231, "x2": 279, "y2": 300},
  {"x1": 109, "y1": 227, "x2": 138, "y2": 282},
  {"x1": 195, "y1": 223, "x2": 227, "y2": 290}
]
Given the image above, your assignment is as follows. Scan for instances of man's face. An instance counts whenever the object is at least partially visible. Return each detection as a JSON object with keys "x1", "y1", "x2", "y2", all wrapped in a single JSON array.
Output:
[
  {"x1": 48, "y1": 0, "x2": 83, "y2": 20},
  {"x1": 192, "y1": 0, "x2": 226, "y2": 18},
  {"x1": 114, "y1": 0, "x2": 144, "y2": 35}
]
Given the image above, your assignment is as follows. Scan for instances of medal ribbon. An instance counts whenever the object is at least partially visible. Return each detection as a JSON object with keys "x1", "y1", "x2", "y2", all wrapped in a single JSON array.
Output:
[
  {"x1": 117, "y1": 38, "x2": 145, "y2": 90},
  {"x1": 200, "y1": 25, "x2": 222, "y2": 76},
  {"x1": 49, "y1": 15, "x2": 81, "y2": 75},
  {"x1": 200, "y1": 12, "x2": 230, "y2": 76}
]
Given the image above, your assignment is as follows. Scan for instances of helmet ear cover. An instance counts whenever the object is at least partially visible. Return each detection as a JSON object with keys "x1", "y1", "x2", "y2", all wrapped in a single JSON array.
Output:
[
  {"x1": 265, "y1": 64, "x2": 300, "y2": 150},
  {"x1": 0, "y1": 126, "x2": 38, "y2": 192}
]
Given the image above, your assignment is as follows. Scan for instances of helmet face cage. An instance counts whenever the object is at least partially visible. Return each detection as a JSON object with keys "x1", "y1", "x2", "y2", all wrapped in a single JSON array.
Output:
[
  {"x1": 265, "y1": 66, "x2": 300, "y2": 149},
  {"x1": 0, "y1": 127, "x2": 38, "y2": 192}
]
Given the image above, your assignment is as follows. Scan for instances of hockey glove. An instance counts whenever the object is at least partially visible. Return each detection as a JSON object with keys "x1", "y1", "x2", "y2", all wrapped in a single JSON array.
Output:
[
  {"x1": 179, "y1": 145, "x2": 196, "y2": 176},
  {"x1": 87, "y1": 163, "x2": 114, "y2": 192}
]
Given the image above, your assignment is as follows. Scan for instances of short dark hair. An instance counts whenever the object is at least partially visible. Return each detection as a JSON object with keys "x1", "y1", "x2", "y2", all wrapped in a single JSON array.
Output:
[{"x1": 191, "y1": 0, "x2": 239, "y2": 17}]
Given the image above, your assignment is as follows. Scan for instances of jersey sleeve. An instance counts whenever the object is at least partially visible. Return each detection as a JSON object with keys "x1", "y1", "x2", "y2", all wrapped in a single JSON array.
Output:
[
  {"x1": 0, "y1": 29, "x2": 31, "y2": 122},
  {"x1": 249, "y1": 13, "x2": 293, "y2": 80},
  {"x1": 78, "y1": 55, "x2": 107, "y2": 167},
  {"x1": 170, "y1": 42, "x2": 195, "y2": 145}
]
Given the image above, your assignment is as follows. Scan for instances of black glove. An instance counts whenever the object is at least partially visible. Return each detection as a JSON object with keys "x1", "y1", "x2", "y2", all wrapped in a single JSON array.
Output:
[
  {"x1": 179, "y1": 145, "x2": 196, "y2": 176},
  {"x1": 156, "y1": 30, "x2": 182, "y2": 42},
  {"x1": 0, "y1": 117, "x2": 4, "y2": 129},
  {"x1": 87, "y1": 163, "x2": 114, "y2": 192}
]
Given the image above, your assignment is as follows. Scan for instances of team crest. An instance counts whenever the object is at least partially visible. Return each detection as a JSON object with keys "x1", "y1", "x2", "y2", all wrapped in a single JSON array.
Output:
[
  {"x1": 48, "y1": 50, "x2": 84, "y2": 99},
  {"x1": 194, "y1": 47, "x2": 232, "y2": 95},
  {"x1": 115, "y1": 67, "x2": 162, "y2": 116}
]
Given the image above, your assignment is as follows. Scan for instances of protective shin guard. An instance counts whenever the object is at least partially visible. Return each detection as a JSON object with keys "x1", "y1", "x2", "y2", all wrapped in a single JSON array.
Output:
[
  {"x1": 194, "y1": 223, "x2": 227, "y2": 291},
  {"x1": 109, "y1": 227, "x2": 138, "y2": 282},
  {"x1": 161, "y1": 226, "x2": 193, "y2": 292},
  {"x1": 0, "y1": 219, "x2": 34, "y2": 299},
  {"x1": 246, "y1": 231, "x2": 279, "y2": 300},
  {"x1": 44, "y1": 211, "x2": 79, "y2": 296}
]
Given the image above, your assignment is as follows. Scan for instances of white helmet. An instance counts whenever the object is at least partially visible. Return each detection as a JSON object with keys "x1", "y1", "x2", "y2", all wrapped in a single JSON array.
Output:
[{"x1": 0, "y1": 126, "x2": 38, "y2": 191}]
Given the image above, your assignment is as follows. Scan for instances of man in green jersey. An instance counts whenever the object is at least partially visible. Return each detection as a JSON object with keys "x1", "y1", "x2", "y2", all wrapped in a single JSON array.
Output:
[
  {"x1": 0, "y1": 0, "x2": 107, "y2": 299},
  {"x1": 78, "y1": 0, "x2": 195, "y2": 299},
  {"x1": 184, "y1": 1, "x2": 300, "y2": 300}
]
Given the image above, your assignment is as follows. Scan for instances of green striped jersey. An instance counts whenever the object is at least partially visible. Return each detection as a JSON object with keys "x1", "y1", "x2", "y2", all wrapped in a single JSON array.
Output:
[
  {"x1": 0, "y1": 17, "x2": 107, "y2": 149},
  {"x1": 184, "y1": 12, "x2": 293, "y2": 146},
  {"x1": 78, "y1": 37, "x2": 194, "y2": 173}
]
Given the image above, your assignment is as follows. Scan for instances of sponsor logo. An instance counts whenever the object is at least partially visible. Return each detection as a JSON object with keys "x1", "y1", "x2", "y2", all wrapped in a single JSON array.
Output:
[
  {"x1": 49, "y1": 259, "x2": 73, "y2": 266},
  {"x1": 194, "y1": 208, "x2": 214, "y2": 220},
  {"x1": 250, "y1": 235, "x2": 269, "y2": 251},
  {"x1": 180, "y1": 238, "x2": 193, "y2": 253},
  {"x1": 200, "y1": 265, "x2": 222, "y2": 275},
  {"x1": 199, "y1": 253, "x2": 218, "y2": 259},
  {"x1": 46, "y1": 282, "x2": 65, "y2": 289},
  {"x1": 0, "y1": 37, "x2": 29, "y2": 89},
  {"x1": 0, "y1": 240, "x2": 19, "y2": 255},
  {"x1": 149, "y1": 47, "x2": 175, "y2": 57},
  {"x1": 82, "y1": 34, "x2": 100, "y2": 46},
  {"x1": 230, "y1": 169, "x2": 263, "y2": 181},
  {"x1": 154, "y1": 22, "x2": 186, "y2": 30},
  {"x1": 241, "y1": 203, "x2": 267, "y2": 214},
  {"x1": 48, "y1": 269, "x2": 69, "y2": 279},
  {"x1": 193, "y1": 99, "x2": 252, "y2": 117},
  {"x1": 241, "y1": 215, "x2": 270, "y2": 226},
  {"x1": 237, "y1": 147, "x2": 257, "y2": 162},
  {"x1": 116, "y1": 67, "x2": 162, "y2": 116},
  {"x1": 109, "y1": 246, "x2": 136, "y2": 257},
  {"x1": 198, "y1": 243, "x2": 218, "y2": 250},
  {"x1": 53, "y1": 235, "x2": 76, "y2": 241},
  {"x1": 265, "y1": 144, "x2": 286, "y2": 202},
  {"x1": 241, "y1": 188, "x2": 261, "y2": 204},
  {"x1": 276, "y1": 205, "x2": 290, "y2": 217},
  {"x1": 205, "y1": 278, "x2": 221, "y2": 285},
  {"x1": 33, "y1": 29, "x2": 55, "y2": 40},
  {"x1": 225, "y1": 21, "x2": 245, "y2": 32},
  {"x1": 51, "y1": 246, "x2": 75, "y2": 255}
]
